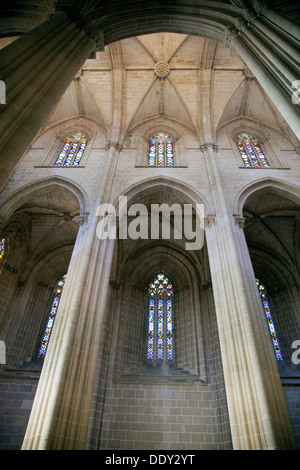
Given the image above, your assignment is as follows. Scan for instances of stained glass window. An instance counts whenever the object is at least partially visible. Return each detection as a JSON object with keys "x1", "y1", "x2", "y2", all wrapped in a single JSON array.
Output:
[
  {"x1": 148, "y1": 133, "x2": 174, "y2": 167},
  {"x1": 0, "y1": 238, "x2": 5, "y2": 261},
  {"x1": 54, "y1": 134, "x2": 87, "y2": 167},
  {"x1": 147, "y1": 274, "x2": 173, "y2": 363},
  {"x1": 38, "y1": 275, "x2": 66, "y2": 358},
  {"x1": 237, "y1": 134, "x2": 270, "y2": 168},
  {"x1": 256, "y1": 279, "x2": 284, "y2": 364}
]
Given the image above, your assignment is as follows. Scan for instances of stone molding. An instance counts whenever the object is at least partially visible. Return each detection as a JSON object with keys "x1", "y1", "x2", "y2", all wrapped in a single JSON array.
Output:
[
  {"x1": 72, "y1": 213, "x2": 89, "y2": 226},
  {"x1": 200, "y1": 143, "x2": 218, "y2": 153}
]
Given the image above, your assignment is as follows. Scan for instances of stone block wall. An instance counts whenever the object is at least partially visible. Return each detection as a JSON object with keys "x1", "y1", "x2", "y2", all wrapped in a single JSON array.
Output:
[
  {"x1": 100, "y1": 381, "x2": 232, "y2": 450},
  {"x1": 0, "y1": 369, "x2": 39, "y2": 450}
]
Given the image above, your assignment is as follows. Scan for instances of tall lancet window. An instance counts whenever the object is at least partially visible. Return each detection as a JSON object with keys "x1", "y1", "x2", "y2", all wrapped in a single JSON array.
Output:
[
  {"x1": 256, "y1": 279, "x2": 284, "y2": 364},
  {"x1": 0, "y1": 238, "x2": 6, "y2": 262},
  {"x1": 38, "y1": 275, "x2": 66, "y2": 358},
  {"x1": 148, "y1": 133, "x2": 174, "y2": 167},
  {"x1": 54, "y1": 133, "x2": 87, "y2": 167},
  {"x1": 237, "y1": 134, "x2": 270, "y2": 168},
  {"x1": 147, "y1": 274, "x2": 174, "y2": 364}
]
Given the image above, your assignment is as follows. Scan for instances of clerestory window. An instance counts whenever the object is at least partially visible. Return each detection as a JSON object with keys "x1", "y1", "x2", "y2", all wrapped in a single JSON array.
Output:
[
  {"x1": 148, "y1": 133, "x2": 174, "y2": 167},
  {"x1": 147, "y1": 274, "x2": 174, "y2": 364},
  {"x1": 54, "y1": 133, "x2": 87, "y2": 167},
  {"x1": 237, "y1": 134, "x2": 270, "y2": 168}
]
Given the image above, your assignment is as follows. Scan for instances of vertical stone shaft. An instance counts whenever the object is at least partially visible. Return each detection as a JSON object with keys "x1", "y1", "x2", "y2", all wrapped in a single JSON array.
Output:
[
  {"x1": 0, "y1": 12, "x2": 96, "y2": 189},
  {"x1": 22, "y1": 144, "x2": 121, "y2": 449},
  {"x1": 202, "y1": 143, "x2": 297, "y2": 449}
]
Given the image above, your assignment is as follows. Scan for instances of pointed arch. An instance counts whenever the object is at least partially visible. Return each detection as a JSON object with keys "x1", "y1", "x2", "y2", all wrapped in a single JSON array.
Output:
[
  {"x1": 233, "y1": 177, "x2": 300, "y2": 217},
  {"x1": 0, "y1": 175, "x2": 90, "y2": 223}
]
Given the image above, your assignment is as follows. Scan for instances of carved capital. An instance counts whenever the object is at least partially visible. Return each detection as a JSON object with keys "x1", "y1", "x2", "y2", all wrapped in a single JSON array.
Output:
[
  {"x1": 200, "y1": 142, "x2": 218, "y2": 153},
  {"x1": 105, "y1": 141, "x2": 123, "y2": 151},
  {"x1": 204, "y1": 214, "x2": 216, "y2": 229},
  {"x1": 72, "y1": 213, "x2": 89, "y2": 226},
  {"x1": 234, "y1": 17, "x2": 248, "y2": 33},
  {"x1": 243, "y1": 65, "x2": 255, "y2": 79},
  {"x1": 54, "y1": 1, "x2": 104, "y2": 54},
  {"x1": 224, "y1": 26, "x2": 239, "y2": 46},
  {"x1": 253, "y1": 0, "x2": 269, "y2": 16},
  {"x1": 244, "y1": 8, "x2": 257, "y2": 24},
  {"x1": 233, "y1": 215, "x2": 246, "y2": 228},
  {"x1": 86, "y1": 29, "x2": 104, "y2": 52}
]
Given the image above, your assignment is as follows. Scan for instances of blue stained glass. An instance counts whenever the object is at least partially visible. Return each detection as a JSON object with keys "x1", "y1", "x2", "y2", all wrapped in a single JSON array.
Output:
[
  {"x1": 0, "y1": 238, "x2": 5, "y2": 261},
  {"x1": 55, "y1": 140, "x2": 71, "y2": 166},
  {"x1": 64, "y1": 142, "x2": 79, "y2": 166},
  {"x1": 256, "y1": 279, "x2": 284, "y2": 364},
  {"x1": 253, "y1": 141, "x2": 269, "y2": 167},
  {"x1": 237, "y1": 137, "x2": 270, "y2": 168},
  {"x1": 55, "y1": 139, "x2": 87, "y2": 167},
  {"x1": 148, "y1": 139, "x2": 174, "y2": 167},
  {"x1": 147, "y1": 274, "x2": 173, "y2": 363},
  {"x1": 38, "y1": 275, "x2": 66, "y2": 358},
  {"x1": 237, "y1": 141, "x2": 251, "y2": 167}
]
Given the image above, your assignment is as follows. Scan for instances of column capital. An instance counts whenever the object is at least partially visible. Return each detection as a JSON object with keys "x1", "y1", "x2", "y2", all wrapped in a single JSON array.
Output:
[
  {"x1": 224, "y1": 26, "x2": 239, "y2": 46},
  {"x1": 233, "y1": 215, "x2": 246, "y2": 228},
  {"x1": 105, "y1": 141, "x2": 123, "y2": 151},
  {"x1": 204, "y1": 214, "x2": 217, "y2": 229},
  {"x1": 72, "y1": 212, "x2": 89, "y2": 227},
  {"x1": 252, "y1": 0, "x2": 269, "y2": 16},
  {"x1": 234, "y1": 17, "x2": 248, "y2": 33},
  {"x1": 200, "y1": 142, "x2": 218, "y2": 153},
  {"x1": 54, "y1": 0, "x2": 104, "y2": 52}
]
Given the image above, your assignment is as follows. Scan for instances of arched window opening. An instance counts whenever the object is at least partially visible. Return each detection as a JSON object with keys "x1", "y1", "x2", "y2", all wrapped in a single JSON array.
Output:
[
  {"x1": 54, "y1": 133, "x2": 87, "y2": 167},
  {"x1": 38, "y1": 274, "x2": 66, "y2": 358},
  {"x1": 0, "y1": 238, "x2": 6, "y2": 262},
  {"x1": 237, "y1": 134, "x2": 270, "y2": 168},
  {"x1": 256, "y1": 278, "x2": 284, "y2": 364},
  {"x1": 147, "y1": 274, "x2": 173, "y2": 364},
  {"x1": 148, "y1": 132, "x2": 174, "y2": 167}
]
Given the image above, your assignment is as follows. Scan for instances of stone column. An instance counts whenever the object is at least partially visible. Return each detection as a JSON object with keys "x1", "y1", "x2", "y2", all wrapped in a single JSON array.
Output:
[
  {"x1": 224, "y1": 21, "x2": 300, "y2": 140},
  {"x1": 0, "y1": 12, "x2": 97, "y2": 190},
  {"x1": 22, "y1": 144, "x2": 121, "y2": 449},
  {"x1": 201, "y1": 143, "x2": 297, "y2": 449},
  {"x1": 253, "y1": 0, "x2": 300, "y2": 40}
]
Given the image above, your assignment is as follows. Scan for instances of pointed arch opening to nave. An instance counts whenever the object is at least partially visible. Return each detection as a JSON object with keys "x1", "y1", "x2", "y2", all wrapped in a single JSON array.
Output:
[{"x1": 236, "y1": 178, "x2": 300, "y2": 448}]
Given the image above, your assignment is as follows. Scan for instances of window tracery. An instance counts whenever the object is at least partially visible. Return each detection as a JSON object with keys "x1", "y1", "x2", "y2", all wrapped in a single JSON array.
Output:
[
  {"x1": 54, "y1": 133, "x2": 87, "y2": 167},
  {"x1": 148, "y1": 132, "x2": 174, "y2": 167},
  {"x1": 147, "y1": 274, "x2": 173, "y2": 364},
  {"x1": 237, "y1": 134, "x2": 270, "y2": 168}
]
